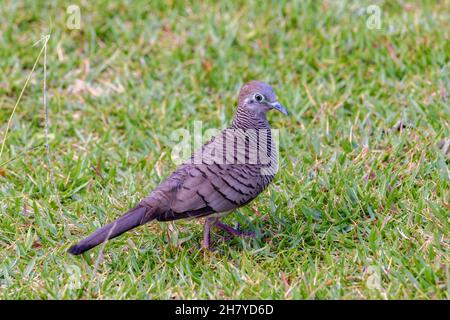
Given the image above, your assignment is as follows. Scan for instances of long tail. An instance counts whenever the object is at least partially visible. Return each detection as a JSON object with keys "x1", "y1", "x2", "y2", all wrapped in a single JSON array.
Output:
[{"x1": 68, "y1": 204, "x2": 154, "y2": 255}]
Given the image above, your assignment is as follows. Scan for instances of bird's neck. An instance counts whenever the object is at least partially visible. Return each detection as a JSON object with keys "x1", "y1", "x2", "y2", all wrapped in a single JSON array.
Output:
[{"x1": 231, "y1": 105, "x2": 269, "y2": 130}]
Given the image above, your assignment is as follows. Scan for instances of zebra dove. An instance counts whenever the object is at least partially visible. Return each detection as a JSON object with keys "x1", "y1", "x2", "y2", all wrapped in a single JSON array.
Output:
[{"x1": 68, "y1": 80, "x2": 288, "y2": 255}]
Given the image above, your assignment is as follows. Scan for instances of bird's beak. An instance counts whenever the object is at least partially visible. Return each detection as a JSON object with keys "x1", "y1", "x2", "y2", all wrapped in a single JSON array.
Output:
[{"x1": 270, "y1": 101, "x2": 288, "y2": 115}]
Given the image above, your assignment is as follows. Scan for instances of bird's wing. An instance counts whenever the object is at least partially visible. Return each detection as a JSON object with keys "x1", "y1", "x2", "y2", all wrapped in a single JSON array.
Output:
[
  {"x1": 144, "y1": 130, "x2": 268, "y2": 221},
  {"x1": 147, "y1": 164, "x2": 265, "y2": 221},
  {"x1": 170, "y1": 163, "x2": 263, "y2": 214}
]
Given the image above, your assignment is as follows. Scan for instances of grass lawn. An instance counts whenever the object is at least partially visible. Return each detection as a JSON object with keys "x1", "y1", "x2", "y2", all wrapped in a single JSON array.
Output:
[{"x1": 0, "y1": 0, "x2": 449, "y2": 299}]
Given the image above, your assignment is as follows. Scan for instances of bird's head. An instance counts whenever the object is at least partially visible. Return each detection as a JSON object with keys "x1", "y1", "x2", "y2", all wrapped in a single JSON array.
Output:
[{"x1": 237, "y1": 80, "x2": 288, "y2": 117}]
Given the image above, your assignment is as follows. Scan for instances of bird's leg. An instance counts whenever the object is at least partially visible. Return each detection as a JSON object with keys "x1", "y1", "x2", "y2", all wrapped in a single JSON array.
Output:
[
  {"x1": 214, "y1": 220, "x2": 255, "y2": 239},
  {"x1": 202, "y1": 217, "x2": 217, "y2": 250}
]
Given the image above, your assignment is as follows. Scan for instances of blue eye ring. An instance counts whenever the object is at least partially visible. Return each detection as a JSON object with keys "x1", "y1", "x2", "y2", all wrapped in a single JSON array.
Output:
[{"x1": 254, "y1": 93, "x2": 264, "y2": 102}]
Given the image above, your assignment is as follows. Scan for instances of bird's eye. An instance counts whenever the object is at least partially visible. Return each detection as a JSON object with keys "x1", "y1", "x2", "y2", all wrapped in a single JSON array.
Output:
[{"x1": 254, "y1": 93, "x2": 264, "y2": 103}]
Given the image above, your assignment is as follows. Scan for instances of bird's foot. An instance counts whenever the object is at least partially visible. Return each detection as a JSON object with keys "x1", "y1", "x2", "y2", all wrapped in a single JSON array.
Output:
[
  {"x1": 214, "y1": 221, "x2": 255, "y2": 239},
  {"x1": 201, "y1": 244, "x2": 212, "y2": 252},
  {"x1": 201, "y1": 217, "x2": 216, "y2": 252}
]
